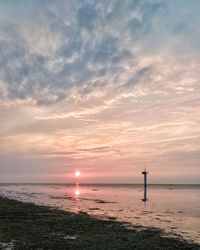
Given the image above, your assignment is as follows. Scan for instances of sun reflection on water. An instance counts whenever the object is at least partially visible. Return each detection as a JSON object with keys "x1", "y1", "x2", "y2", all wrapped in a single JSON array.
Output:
[{"x1": 74, "y1": 183, "x2": 80, "y2": 200}]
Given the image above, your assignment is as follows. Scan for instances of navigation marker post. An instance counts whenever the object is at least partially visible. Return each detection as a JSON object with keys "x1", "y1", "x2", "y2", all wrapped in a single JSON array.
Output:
[{"x1": 142, "y1": 168, "x2": 148, "y2": 202}]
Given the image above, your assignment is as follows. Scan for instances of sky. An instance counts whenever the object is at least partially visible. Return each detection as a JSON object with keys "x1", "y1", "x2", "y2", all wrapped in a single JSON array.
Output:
[{"x1": 0, "y1": 0, "x2": 200, "y2": 184}]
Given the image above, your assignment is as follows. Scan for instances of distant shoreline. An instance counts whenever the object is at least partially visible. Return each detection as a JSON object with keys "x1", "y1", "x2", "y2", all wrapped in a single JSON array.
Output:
[
  {"x1": 0, "y1": 196, "x2": 199, "y2": 250},
  {"x1": 0, "y1": 183, "x2": 199, "y2": 186}
]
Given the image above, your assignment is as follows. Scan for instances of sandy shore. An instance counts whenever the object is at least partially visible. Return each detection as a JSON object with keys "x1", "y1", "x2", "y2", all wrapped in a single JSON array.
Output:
[{"x1": 0, "y1": 196, "x2": 199, "y2": 250}]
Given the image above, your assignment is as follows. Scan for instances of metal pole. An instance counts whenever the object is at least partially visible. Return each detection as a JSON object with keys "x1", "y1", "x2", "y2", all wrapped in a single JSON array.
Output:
[{"x1": 142, "y1": 169, "x2": 148, "y2": 201}]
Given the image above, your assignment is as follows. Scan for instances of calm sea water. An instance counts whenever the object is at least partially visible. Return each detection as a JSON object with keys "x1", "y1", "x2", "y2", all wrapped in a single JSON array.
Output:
[{"x1": 0, "y1": 184, "x2": 199, "y2": 243}]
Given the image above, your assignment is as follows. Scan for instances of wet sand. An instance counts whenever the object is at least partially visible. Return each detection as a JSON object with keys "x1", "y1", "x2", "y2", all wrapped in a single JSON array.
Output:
[
  {"x1": 0, "y1": 183, "x2": 199, "y2": 244},
  {"x1": 0, "y1": 196, "x2": 199, "y2": 250}
]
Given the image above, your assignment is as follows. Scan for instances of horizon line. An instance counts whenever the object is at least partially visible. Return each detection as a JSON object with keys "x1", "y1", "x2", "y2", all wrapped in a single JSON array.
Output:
[{"x1": 0, "y1": 182, "x2": 199, "y2": 185}]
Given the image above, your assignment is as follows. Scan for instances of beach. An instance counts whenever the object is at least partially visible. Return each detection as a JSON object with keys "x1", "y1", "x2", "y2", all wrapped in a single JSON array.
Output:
[
  {"x1": 0, "y1": 183, "x2": 199, "y2": 249},
  {"x1": 0, "y1": 196, "x2": 199, "y2": 250}
]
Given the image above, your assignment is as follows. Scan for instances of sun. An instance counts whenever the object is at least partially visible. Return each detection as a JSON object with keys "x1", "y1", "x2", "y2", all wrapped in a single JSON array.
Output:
[{"x1": 75, "y1": 171, "x2": 80, "y2": 177}]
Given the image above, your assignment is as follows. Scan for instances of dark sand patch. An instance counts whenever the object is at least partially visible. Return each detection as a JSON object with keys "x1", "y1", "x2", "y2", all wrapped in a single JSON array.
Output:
[{"x1": 89, "y1": 208, "x2": 100, "y2": 211}]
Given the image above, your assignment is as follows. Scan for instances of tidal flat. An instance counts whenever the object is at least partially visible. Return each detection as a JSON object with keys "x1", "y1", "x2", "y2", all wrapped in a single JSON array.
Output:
[
  {"x1": 0, "y1": 197, "x2": 199, "y2": 250},
  {"x1": 1, "y1": 184, "x2": 199, "y2": 243}
]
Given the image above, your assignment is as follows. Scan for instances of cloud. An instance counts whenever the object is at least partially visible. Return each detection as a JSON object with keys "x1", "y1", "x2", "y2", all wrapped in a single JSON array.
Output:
[
  {"x1": 0, "y1": 0, "x2": 200, "y2": 183},
  {"x1": 77, "y1": 2, "x2": 98, "y2": 29},
  {"x1": 0, "y1": 0, "x2": 168, "y2": 106},
  {"x1": 1, "y1": 0, "x2": 199, "y2": 109}
]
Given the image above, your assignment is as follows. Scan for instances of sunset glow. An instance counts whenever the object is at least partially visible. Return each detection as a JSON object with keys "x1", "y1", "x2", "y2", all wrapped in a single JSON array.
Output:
[{"x1": 0, "y1": 0, "x2": 199, "y2": 184}]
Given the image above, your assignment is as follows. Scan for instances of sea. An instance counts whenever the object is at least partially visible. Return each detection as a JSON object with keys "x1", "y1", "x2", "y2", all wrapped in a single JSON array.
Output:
[{"x1": 0, "y1": 183, "x2": 199, "y2": 243}]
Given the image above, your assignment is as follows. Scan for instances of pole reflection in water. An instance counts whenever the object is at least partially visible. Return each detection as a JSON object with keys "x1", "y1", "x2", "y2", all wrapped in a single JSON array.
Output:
[{"x1": 74, "y1": 183, "x2": 80, "y2": 200}]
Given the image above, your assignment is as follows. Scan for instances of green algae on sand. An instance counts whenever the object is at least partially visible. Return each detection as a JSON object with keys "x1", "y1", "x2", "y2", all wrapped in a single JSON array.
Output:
[{"x1": 0, "y1": 197, "x2": 199, "y2": 250}]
